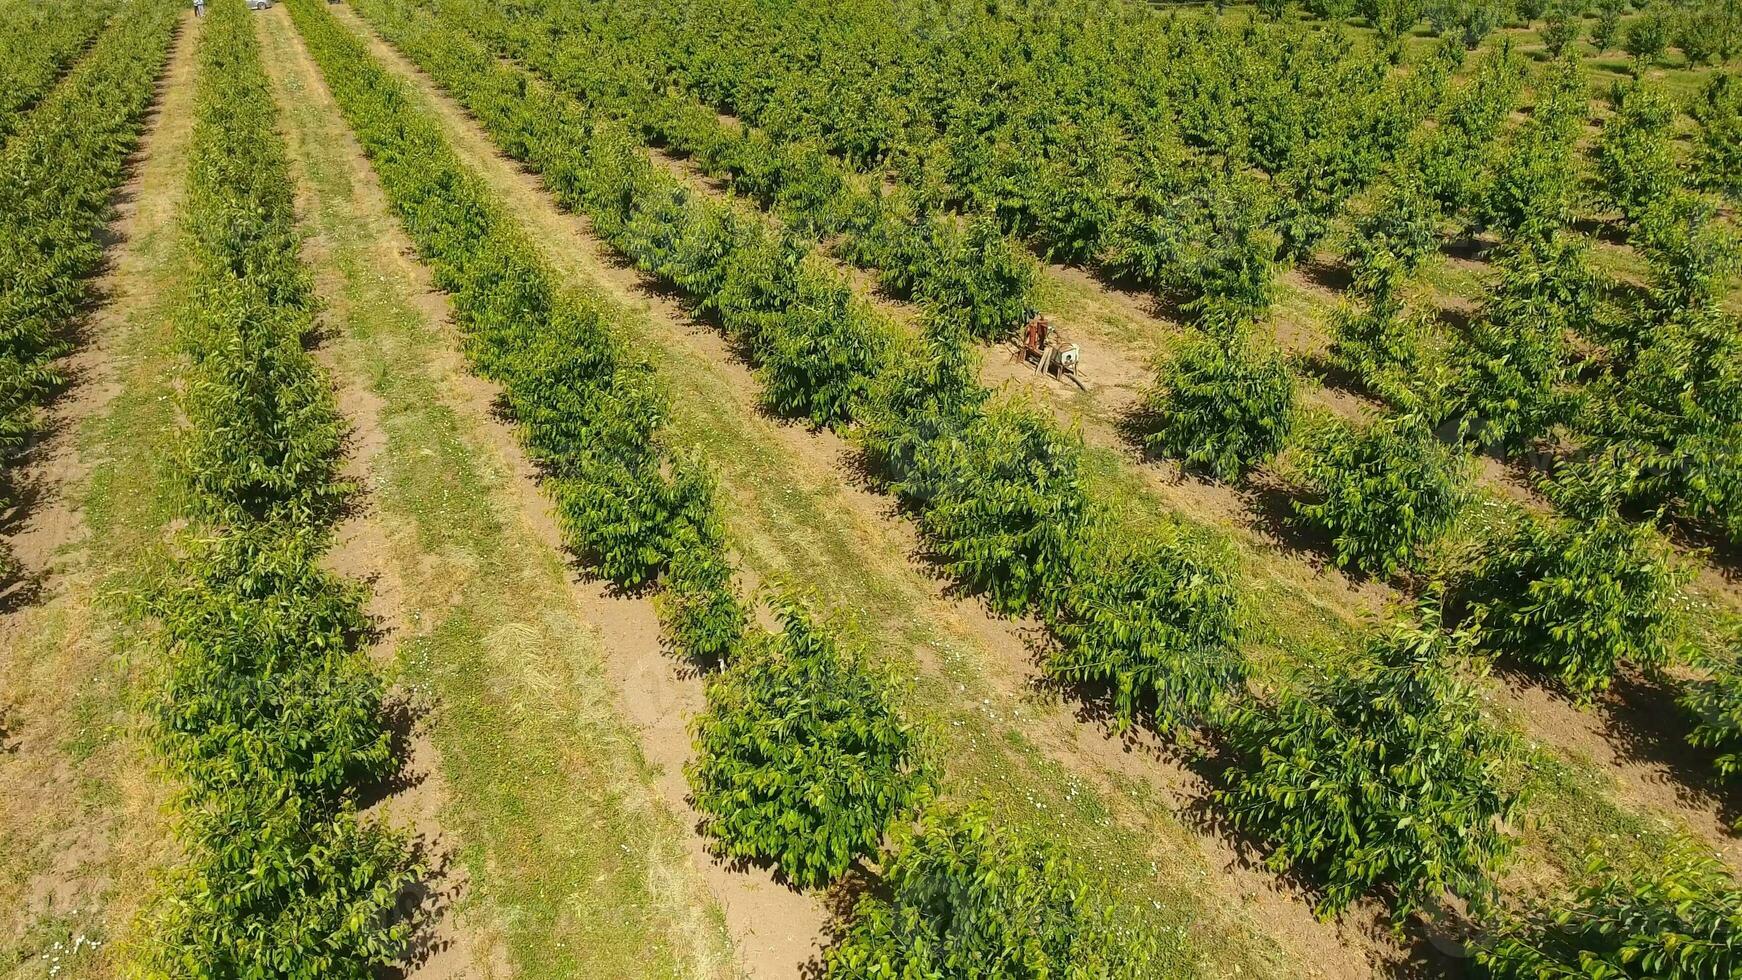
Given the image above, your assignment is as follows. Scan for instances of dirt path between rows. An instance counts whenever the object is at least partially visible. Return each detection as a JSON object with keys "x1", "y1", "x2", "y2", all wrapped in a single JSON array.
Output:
[
  {"x1": 328, "y1": 9, "x2": 1455, "y2": 978},
  {"x1": 0, "y1": 13, "x2": 195, "y2": 969}
]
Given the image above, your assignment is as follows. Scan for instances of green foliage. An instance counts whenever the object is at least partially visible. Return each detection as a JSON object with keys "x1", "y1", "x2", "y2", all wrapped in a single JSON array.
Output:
[
  {"x1": 912, "y1": 213, "x2": 1039, "y2": 342},
  {"x1": 146, "y1": 795, "x2": 418, "y2": 980},
  {"x1": 853, "y1": 327, "x2": 987, "y2": 493},
  {"x1": 1291, "y1": 414, "x2": 1472, "y2": 577},
  {"x1": 1362, "y1": 0, "x2": 1428, "y2": 41},
  {"x1": 1624, "y1": 8, "x2": 1671, "y2": 67},
  {"x1": 180, "y1": 303, "x2": 346, "y2": 526},
  {"x1": 1478, "y1": 58, "x2": 1586, "y2": 243},
  {"x1": 1455, "y1": 508, "x2": 1690, "y2": 697},
  {"x1": 1417, "y1": 47, "x2": 1529, "y2": 216},
  {"x1": 1043, "y1": 525, "x2": 1245, "y2": 734},
  {"x1": 1143, "y1": 330, "x2": 1296, "y2": 482},
  {"x1": 1218, "y1": 612, "x2": 1521, "y2": 920},
  {"x1": 1541, "y1": 8, "x2": 1580, "y2": 55},
  {"x1": 1597, "y1": 83, "x2": 1679, "y2": 224},
  {"x1": 1477, "y1": 849, "x2": 1742, "y2": 980},
  {"x1": 826, "y1": 805, "x2": 1158, "y2": 979},
  {"x1": 289, "y1": 0, "x2": 736, "y2": 592},
  {"x1": 1453, "y1": 234, "x2": 1592, "y2": 451},
  {"x1": 687, "y1": 599, "x2": 930, "y2": 890},
  {"x1": 1104, "y1": 152, "x2": 1282, "y2": 330},
  {"x1": 754, "y1": 261, "x2": 889, "y2": 427},
  {"x1": 1328, "y1": 290, "x2": 1437, "y2": 408},
  {"x1": 0, "y1": 2, "x2": 110, "y2": 143},
  {"x1": 1590, "y1": 310, "x2": 1742, "y2": 546},
  {"x1": 387, "y1": 0, "x2": 1041, "y2": 344},
  {"x1": 142, "y1": 5, "x2": 419, "y2": 974},
  {"x1": 151, "y1": 530, "x2": 391, "y2": 804},
  {"x1": 914, "y1": 398, "x2": 1087, "y2": 616},
  {"x1": 1347, "y1": 177, "x2": 1443, "y2": 280},
  {"x1": 1427, "y1": 0, "x2": 1507, "y2": 47},
  {"x1": 1693, "y1": 75, "x2": 1742, "y2": 201},
  {"x1": 1681, "y1": 636, "x2": 1742, "y2": 786},
  {"x1": 1592, "y1": 0, "x2": 1626, "y2": 51},
  {"x1": 650, "y1": 460, "x2": 747, "y2": 668},
  {"x1": 1635, "y1": 192, "x2": 1742, "y2": 316}
]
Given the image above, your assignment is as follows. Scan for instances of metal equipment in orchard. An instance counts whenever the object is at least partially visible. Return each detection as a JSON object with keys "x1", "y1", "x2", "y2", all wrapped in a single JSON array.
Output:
[{"x1": 1018, "y1": 314, "x2": 1082, "y2": 387}]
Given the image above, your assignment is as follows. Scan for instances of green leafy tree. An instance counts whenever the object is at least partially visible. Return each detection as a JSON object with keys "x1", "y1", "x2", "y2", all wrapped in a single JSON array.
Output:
[
  {"x1": 1218, "y1": 611, "x2": 1522, "y2": 920},
  {"x1": 1479, "y1": 58, "x2": 1586, "y2": 243},
  {"x1": 1291, "y1": 414, "x2": 1472, "y2": 577},
  {"x1": 1540, "y1": 9, "x2": 1580, "y2": 56},
  {"x1": 1477, "y1": 849, "x2": 1742, "y2": 980},
  {"x1": 1596, "y1": 83, "x2": 1680, "y2": 224},
  {"x1": 1454, "y1": 234, "x2": 1594, "y2": 451},
  {"x1": 688, "y1": 599, "x2": 931, "y2": 890},
  {"x1": 146, "y1": 794, "x2": 419, "y2": 980},
  {"x1": 1044, "y1": 526, "x2": 1245, "y2": 734},
  {"x1": 1307, "y1": 0, "x2": 1357, "y2": 17},
  {"x1": 1188, "y1": 174, "x2": 1283, "y2": 332},
  {"x1": 1625, "y1": 8, "x2": 1671, "y2": 69},
  {"x1": 753, "y1": 260, "x2": 889, "y2": 428},
  {"x1": 1590, "y1": 311, "x2": 1742, "y2": 545},
  {"x1": 914, "y1": 398, "x2": 1088, "y2": 616},
  {"x1": 1455, "y1": 509, "x2": 1690, "y2": 697},
  {"x1": 853, "y1": 326, "x2": 986, "y2": 492},
  {"x1": 1143, "y1": 331, "x2": 1297, "y2": 483},
  {"x1": 1361, "y1": 0, "x2": 1427, "y2": 42},
  {"x1": 916, "y1": 213, "x2": 1038, "y2": 342},
  {"x1": 1677, "y1": 10, "x2": 1723, "y2": 66},
  {"x1": 1418, "y1": 47, "x2": 1529, "y2": 215},
  {"x1": 1328, "y1": 292, "x2": 1438, "y2": 408},
  {"x1": 826, "y1": 806, "x2": 1158, "y2": 978},
  {"x1": 1347, "y1": 176, "x2": 1443, "y2": 280},
  {"x1": 1681, "y1": 636, "x2": 1742, "y2": 789},
  {"x1": 1635, "y1": 191, "x2": 1742, "y2": 316},
  {"x1": 1592, "y1": 0, "x2": 1625, "y2": 51},
  {"x1": 151, "y1": 531, "x2": 392, "y2": 804},
  {"x1": 1461, "y1": 0, "x2": 1507, "y2": 47},
  {"x1": 1692, "y1": 74, "x2": 1742, "y2": 200},
  {"x1": 651, "y1": 462, "x2": 746, "y2": 668}
]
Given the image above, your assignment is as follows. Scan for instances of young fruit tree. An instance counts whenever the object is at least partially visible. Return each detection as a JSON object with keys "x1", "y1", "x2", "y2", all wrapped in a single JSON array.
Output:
[
  {"x1": 1043, "y1": 524, "x2": 1245, "y2": 735},
  {"x1": 825, "y1": 805, "x2": 1159, "y2": 978},
  {"x1": 1596, "y1": 84, "x2": 1679, "y2": 225},
  {"x1": 1217, "y1": 610, "x2": 1522, "y2": 920},
  {"x1": 914, "y1": 398, "x2": 1088, "y2": 616},
  {"x1": 1452, "y1": 507, "x2": 1690, "y2": 698},
  {"x1": 1143, "y1": 330, "x2": 1296, "y2": 483},
  {"x1": 1452, "y1": 233, "x2": 1594, "y2": 453},
  {"x1": 1291, "y1": 413, "x2": 1473, "y2": 578},
  {"x1": 687, "y1": 598, "x2": 930, "y2": 890},
  {"x1": 1477, "y1": 849, "x2": 1742, "y2": 980},
  {"x1": 1680, "y1": 636, "x2": 1742, "y2": 793},
  {"x1": 1590, "y1": 310, "x2": 1742, "y2": 547}
]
